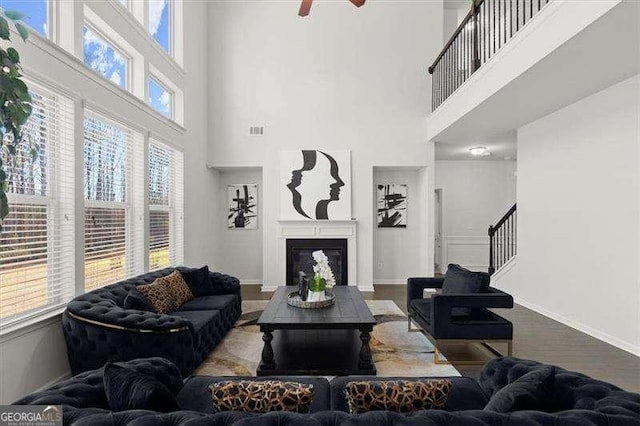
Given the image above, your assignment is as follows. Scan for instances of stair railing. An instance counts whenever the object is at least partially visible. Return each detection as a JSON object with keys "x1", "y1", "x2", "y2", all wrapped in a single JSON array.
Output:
[
  {"x1": 429, "y1": 0, "x2": 551, "y2": 111},
  {"x1": 488, "y1": 203, "x2": 516, "y2": 275}
]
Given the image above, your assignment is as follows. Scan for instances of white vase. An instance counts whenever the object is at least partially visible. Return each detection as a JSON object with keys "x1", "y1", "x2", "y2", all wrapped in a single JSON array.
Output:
[{"x1": 307, "y1": 290, "x2": 326, "y2": 302}]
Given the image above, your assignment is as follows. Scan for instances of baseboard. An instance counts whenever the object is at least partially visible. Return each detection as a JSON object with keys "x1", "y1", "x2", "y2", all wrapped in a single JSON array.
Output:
[
  {"x1": 374, "y1": 279, "x2": 406, "y2": 285},
  {"x1": 240, "y1": 279, "x2": 262, "y2": 285},
  {"x1": 491, "y1": 256, "x2": 517, "y2": 282},
  {"x1": 514, "y1": 297, "x2": 640, "y2": 357}
]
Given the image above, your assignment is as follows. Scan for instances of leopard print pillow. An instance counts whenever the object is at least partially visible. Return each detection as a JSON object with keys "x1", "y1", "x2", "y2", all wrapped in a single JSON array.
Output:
[
  {"x1": 161, "y1": 270, "x2": 194, "y2": 306},
  {"x1": 345, "y1": 379, "x2": 452, "y2": 414},
  {"x1": 137, "y1": 279, "x2": 178, "y2": 314},
  {"x1": 209, "y1": 380, "x2": 314, "y2": 413}
]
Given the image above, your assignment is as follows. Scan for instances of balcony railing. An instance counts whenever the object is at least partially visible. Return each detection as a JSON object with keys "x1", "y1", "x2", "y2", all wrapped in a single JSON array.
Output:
[{"x1": 429, "y1": 0, "x2": 551, "y2": 110}]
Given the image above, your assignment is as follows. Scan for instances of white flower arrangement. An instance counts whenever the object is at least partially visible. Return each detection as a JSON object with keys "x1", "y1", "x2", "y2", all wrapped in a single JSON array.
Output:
[{"x1": 312, "y1": 250, "x2": 336, "y2": 288}]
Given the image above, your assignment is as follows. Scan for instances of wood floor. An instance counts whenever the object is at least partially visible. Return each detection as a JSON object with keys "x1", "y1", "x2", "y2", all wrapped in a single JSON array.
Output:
[{"x1": 241, "y1": 285, "x2": 640, "y2": 392}]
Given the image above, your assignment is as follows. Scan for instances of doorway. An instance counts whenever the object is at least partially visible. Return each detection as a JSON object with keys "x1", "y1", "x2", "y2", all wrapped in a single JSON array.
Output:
[{"x1": 434, "y1": 188, "x2": 443, "y2": 274}]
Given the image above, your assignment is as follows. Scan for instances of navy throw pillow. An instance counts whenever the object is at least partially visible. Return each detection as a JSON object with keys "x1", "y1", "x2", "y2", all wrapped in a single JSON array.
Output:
[
  {"x1": 123, "y1": 289, "x2": 154, "y2": 312},
  {"x1": 484, "y1": 366, "x2": 557, "y2": 413},
  {"x1": 442, "y1": 264, "x2": 488, "y2": 316},
  {"x1": 181, "y1": 266, "x2": 213, "y2": 297},
  {"x1": 103, "y1": 363, "x2": 180, "y2": 412}
]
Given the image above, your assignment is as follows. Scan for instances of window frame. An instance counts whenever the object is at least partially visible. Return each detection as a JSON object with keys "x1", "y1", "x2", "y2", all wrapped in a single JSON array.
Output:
[
  {"x1": 147, "y1": 75, "x2": 174, "y2": 119},
  {"x1": 82, "y1": 22, "x2": 132, "y2": 92},
  {"x1": 0, "y1": 82, "x2": 75, "y2": 333},
  {"x1": 147, "y1": 0, "x2": 174, "y2": 57},
  {"x1": 82, "y1": 111, "x2": 144, "y2": 291}
]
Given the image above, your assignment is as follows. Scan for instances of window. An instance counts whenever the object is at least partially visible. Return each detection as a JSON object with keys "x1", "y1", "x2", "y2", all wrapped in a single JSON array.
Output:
[
  {"x1": 148, "y1": 141, "x2": 183, "y2": 270},
  {"x1": 0, "y1": 83, "x2": 74, "y2": 328},
  {"x1": 149, "y1": 0, "x2": 171, "y2": 53},
  {"x1": 0, "y1": 0, "x2": 48, "y2": 37},
  {"x1": 83, "y1": 25, "x2": 129, "y2": 90},
  {"x1": 148, "y1": 77, "x2": 173, "y2": 119},
  {"x1": 84, "y1": 111, "x2": 144, "y2": 290}
]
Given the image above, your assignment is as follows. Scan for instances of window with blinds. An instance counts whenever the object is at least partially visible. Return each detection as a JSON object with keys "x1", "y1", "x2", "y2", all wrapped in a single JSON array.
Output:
[
  {"x1": 0, "y1": 83, "x2": 75, "y2": 328},
  {"x1": 84, "y1": 111, "x2": 144, "y2": 290},
  {"x1": 149, "y1": 140, "x2": 183, "y2": 270}
]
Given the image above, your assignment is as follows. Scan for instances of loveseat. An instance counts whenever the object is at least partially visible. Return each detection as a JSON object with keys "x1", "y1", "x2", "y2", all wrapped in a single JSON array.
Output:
[
  {"x1": 62, "y1": 267, "x2": 241, "y2": 377},
  {"x1": 15, "y1": 357, "x2": 640, "y2": 425}
]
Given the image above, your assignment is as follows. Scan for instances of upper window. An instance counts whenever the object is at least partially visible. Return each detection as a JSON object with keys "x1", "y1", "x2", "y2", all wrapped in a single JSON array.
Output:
[
  {"x1": 149, "y1": 0, "x2": 171, "y2": 54},
  {"x1": 148, "y1": 77, "x2": 173, "y2": 118},
  {"x1": 0, "y1": 0, "x2": 47, "y2": 37},
  {"x1": 0, "y1": 83, "x2": 75, "y2": 329},
  {"x1": 83, "y1": 25, "x2": 128, "y2": 90}
]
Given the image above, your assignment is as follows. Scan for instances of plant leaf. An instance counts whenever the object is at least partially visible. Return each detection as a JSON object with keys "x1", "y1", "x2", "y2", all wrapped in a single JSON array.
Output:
[
  {"x1": 4, "y1": 10, "x2": 25, "y2": 21},
  {"x1": 15, "y1": 23, "x2": 28, "y2": 42},
  {"x1": 6, "y1": 47, "x2": 19, "y2": 63},
  {"x1": 0, "y1": 17, "x2": 10, "y2": 40}
]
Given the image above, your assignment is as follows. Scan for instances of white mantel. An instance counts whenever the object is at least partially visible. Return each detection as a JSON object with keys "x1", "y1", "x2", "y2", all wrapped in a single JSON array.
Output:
[{"x1": 263, "y1": 220, "x2": 366, "y2": 292}]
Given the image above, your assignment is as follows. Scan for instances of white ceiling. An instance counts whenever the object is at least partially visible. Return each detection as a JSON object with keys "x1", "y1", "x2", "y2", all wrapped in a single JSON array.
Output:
[{"x1": 434, "y1": 131, "x2": 517, "y2": 160}]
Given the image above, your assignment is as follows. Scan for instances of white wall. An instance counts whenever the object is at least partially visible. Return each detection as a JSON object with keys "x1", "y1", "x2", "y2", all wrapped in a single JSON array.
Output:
[
  {"x1": 498, "y1": 75, "x2": 640, "y2": 356},
  {"x1": 0, "y1": 2, "x2": 213, "y2": 403},
  {"x1": 216, "y1": 170, "x2": 263, "y2": 283},
  {"x1": 207, "y1": 0, "x2": 443, "y2": 289},
  {"x1": 373, "y1": 168, "x2": 429, "y2": 284},
  {"x1": 434, "y1": 160, "x2": 516, "y2": 271}
]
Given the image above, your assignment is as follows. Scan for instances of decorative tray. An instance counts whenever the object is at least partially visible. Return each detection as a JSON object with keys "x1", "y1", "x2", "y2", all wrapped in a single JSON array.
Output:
[{"x1": 287, "y1": 291, "x2": 335, "y2": 309}]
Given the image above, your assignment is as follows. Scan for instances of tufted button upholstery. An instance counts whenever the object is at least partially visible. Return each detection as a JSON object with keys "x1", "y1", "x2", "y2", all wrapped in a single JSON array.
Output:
[
  {"x1": 479, "y1": 357, "x2": 640, "y2": 418},
  {"x1": 63, "y1": 267, "x2": 241, "y2": 377},
  {"x1": 14, "y1": 356, "x2": 640, "y2": 425},
  {"x1": 24, "y1": 408, "x2": 640, "y2": 425},
  {"x1": 13, "y1": 358, "x2": 182, "y2": 409}
]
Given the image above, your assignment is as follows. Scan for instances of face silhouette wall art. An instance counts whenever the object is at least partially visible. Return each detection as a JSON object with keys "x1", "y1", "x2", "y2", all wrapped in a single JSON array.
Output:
[{"x1": 280, "y1": 150, "x2": 351, "y2": 220}]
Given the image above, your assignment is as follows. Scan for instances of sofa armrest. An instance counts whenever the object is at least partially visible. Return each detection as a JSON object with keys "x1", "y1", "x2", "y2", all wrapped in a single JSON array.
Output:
[
  {"x1": 65, "y1": 303, "x2": 191, "y2": 334},
  {"x1": 14, "y1": 357, "x2": 183, "y2": 407},
  {"x1": 209, "y1": 271, "x2": 241, "y2": 301},
  {"x1": 431, "y1": 288, "x2": 513, "y2": 317},
  {"x1": 407, "y1": 277, "x2": 444, "y2": 304}
]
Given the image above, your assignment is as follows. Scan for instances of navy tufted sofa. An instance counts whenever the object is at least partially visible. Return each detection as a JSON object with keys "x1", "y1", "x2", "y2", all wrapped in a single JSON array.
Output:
[
  {"x1": 14, "y1": 357, "x2": 640, "y2": 425},
  {"x1": 62, "y1": 267, "x2": 241, "y2": 377}
]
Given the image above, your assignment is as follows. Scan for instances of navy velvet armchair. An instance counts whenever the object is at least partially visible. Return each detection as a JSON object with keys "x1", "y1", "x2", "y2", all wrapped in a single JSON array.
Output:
[{"x1": 407, "y1": 265, "x2": 514, "y2": 364}]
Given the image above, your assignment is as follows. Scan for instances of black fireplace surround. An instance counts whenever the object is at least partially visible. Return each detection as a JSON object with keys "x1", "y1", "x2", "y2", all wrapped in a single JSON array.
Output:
[{"x1": 286, "y1": 239, "x2": 348, "y2": 286}]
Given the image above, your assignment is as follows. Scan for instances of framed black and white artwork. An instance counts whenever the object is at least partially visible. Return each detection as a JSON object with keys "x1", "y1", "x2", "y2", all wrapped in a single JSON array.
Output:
[
  {"x1": 228, "y1": 184, "x2": 258, "y2": 229},
  {"x1": 377, "y1": 184, "x2": 407, "y2": 228},
  {"x1": 280, "y1": 150, "x2": 351, "y2": 220}
]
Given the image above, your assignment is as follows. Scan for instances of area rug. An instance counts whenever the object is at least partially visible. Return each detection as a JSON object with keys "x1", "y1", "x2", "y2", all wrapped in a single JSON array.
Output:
[{"x1": 195, "y1": 300, "x2": 460, "y2": 378}]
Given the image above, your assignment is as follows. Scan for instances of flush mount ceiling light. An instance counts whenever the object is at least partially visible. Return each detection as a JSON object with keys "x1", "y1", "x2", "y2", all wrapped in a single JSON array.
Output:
[
  {"x1": 469, "y1": 146, "x2": 490, "y2": 156},
  {"x1": 299, "y1": 0, "x2": 366, "y2": 17}
]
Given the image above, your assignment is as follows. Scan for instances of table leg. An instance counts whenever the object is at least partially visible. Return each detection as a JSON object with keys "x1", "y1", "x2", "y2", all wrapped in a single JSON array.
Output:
[
  {"x1": 358, "y1": 328, "x2": 374, "y2": 370},
  {"x1": 259, "y1": 329, "x2": 275, "y2": 371}
]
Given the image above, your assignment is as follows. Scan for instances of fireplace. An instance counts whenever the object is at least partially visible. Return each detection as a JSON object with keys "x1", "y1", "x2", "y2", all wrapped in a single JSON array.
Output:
[{"x1": 286, "y1": 239, "x2": 348, "y2": 286}]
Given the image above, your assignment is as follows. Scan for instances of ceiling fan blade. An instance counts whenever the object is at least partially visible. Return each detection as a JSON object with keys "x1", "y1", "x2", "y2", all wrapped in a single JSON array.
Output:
[
  {"x1": 349, "y1": 0, "x2": 366, "y2": 7},
  {"x1": 299, "y1": 0, "x2": 313, "y2": 16}
]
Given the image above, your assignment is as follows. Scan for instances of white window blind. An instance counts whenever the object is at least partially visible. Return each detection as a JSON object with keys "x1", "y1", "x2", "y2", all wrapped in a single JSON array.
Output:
[
  {"x1": 0, "y1": 83, "x2": 75, "y2": 329},
  {"x1": 84, "y1": 110, "x2": 144, "y2": 290},
  {"x1": 149, "y1": 140, "x2": 183, "y2": 270}
]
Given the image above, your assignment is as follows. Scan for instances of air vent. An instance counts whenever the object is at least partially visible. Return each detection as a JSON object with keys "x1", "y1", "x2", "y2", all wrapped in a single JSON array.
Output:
[{"x1": 249, "y1": 126, "x2": 264, "y2": 136}]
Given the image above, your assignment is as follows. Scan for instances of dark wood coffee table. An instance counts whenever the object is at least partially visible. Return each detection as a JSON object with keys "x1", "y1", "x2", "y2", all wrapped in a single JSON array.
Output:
[{"x1": 256, "y1": 286, "x2": 377, "y2": 376}]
